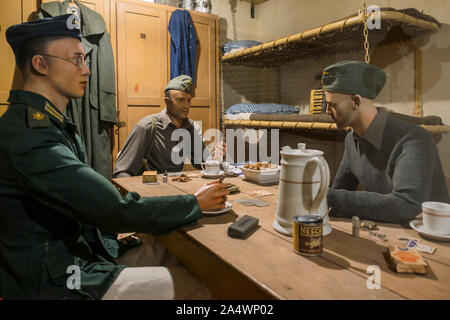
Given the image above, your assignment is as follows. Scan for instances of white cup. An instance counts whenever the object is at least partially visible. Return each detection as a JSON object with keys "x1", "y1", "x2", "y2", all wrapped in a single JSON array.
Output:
[
  {"x1": 422, "y1": 201, "x2": 450, "y2": 235},
  {"x1": 201, "y1": 160, "x2": 221, "y2": 175}
]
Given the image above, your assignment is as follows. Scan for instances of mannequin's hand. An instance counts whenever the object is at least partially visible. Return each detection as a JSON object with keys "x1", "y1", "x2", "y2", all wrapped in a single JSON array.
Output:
[{"x1": 194, "y1": 180, "x2": 229, "y2": 212}]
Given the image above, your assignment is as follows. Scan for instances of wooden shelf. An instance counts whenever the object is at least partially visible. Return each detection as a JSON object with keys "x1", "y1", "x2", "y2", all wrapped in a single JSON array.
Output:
[
  {"x1": 222, "y1": 8, "x2": 440, "y2": 67},
  {"x1": 224, "y1": 119, "x2": 450, "y2": 135}
]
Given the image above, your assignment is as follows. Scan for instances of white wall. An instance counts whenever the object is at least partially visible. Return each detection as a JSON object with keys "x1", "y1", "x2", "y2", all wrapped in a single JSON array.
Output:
[{"x1": 210, "y1": 0, "x2": 258, "y2": 45}]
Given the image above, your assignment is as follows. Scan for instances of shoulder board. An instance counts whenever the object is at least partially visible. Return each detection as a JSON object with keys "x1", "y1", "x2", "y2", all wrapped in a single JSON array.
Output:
[{"x1": 27, "y1": 106, "x2": 51, "y2": 128}]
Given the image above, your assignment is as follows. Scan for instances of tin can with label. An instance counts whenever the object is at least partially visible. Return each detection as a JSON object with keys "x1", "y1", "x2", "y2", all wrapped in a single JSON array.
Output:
[{"x1": 292, "y1": 215, "x2": 323, "y2": 256}]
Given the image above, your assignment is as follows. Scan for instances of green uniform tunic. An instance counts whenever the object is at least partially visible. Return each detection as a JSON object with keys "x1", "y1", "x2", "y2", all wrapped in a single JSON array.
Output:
[{"x1": 0, "y1": 90, "x2": 202, "y2": 299}]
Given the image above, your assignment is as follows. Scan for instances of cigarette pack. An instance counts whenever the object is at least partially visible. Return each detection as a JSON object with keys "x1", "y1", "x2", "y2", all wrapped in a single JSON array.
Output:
[{"x1": 142, "y1": 171, "x2": 157, "y2": 183}]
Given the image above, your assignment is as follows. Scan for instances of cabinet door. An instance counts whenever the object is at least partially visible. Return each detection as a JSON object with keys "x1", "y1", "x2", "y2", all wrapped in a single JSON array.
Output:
[
  {"x1": 0, "y1": 0, "x2": 22, "y2": 105},
  {"x1": 188, "y1": 13, "x2": 218, "y2": 137},
  {"x1": 116, "y1": 1, "x2": 168, "y2": 148}
]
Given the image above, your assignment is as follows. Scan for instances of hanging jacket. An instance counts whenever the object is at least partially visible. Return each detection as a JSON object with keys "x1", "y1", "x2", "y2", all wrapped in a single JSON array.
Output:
[
  {"x1": 38, "y1": 0, "x2": 116, "y2": 180},
  {"x1": 168, "y1": 9, "x2": 198, "y2": 83}
]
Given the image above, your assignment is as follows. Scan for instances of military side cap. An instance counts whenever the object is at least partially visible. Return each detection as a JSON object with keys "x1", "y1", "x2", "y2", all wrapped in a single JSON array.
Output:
[
  {"x1": 321, "y1": 61, "x2": 387, "y2": 100},
  {"x1": 165, "y1": 75, "x2": 194, "y2": 94},
  {"x1": 6, "y1": 14, "x2": 82, "y2": 52}
]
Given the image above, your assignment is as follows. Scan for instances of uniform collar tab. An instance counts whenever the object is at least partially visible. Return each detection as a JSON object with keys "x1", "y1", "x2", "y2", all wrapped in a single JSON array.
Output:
[{"x1": 8, "y1": 90, "x2": 67, "y2": 125}]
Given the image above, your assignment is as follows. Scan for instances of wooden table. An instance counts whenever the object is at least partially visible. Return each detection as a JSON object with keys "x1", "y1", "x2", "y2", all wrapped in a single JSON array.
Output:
[{"x1": 112, "y1": 174, "x2": 450, "y2": 300}]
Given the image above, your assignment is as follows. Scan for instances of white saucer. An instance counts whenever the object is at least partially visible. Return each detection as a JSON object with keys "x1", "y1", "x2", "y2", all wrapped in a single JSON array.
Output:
[
  {"x1": 201, "y1": 170, "x2": 224, "y2": 179},
  {"x1": 224, "y1": 169, "x2": 241, "y2": 177},
  {"x1": 409, "y1": 220, "x2": 450, "y2": 242},
  {"x1": 203, "y1": 202, "x2": 232, "y2": 216}
]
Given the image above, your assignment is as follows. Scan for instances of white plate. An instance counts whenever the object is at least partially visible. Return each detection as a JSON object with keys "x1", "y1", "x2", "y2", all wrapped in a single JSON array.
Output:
[
  {"x1": 202, "y1": 202, "x2": 232, "y2": 216},
  {"x1": 409, "y1": 220, "x2": 450, "y2": 242},
  {"x1": 201, "y1": 170, "x2": 224, "y2": 179}
]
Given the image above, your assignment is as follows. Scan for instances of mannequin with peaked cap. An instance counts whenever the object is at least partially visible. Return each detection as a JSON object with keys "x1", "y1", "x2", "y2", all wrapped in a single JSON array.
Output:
[
  {"x1": 113, "y1": 75, "x2": 226, "y2": 177},
  {"x1": 322, "y1": 61, "x2": 449, "y2": 223},
  {"x1": 0, "y1": 14, "x2": 228, "y2": 300}
]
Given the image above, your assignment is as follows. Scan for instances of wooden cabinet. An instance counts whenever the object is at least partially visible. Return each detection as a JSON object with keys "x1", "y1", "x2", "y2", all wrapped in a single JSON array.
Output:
[
  {"x1": 0, "y1": 0, "x2": 110, "y2": 116},
  {"x1": 0, "y1": 0, "x2": 23, "y2": 111},
  {"x1": 0, "y1": 0, "x2": 220, "y2": 172},
  {"x1": 0, "y1": 0, "x2": 44, "y2": 116},
  {"x1": 116, "y1": 1, "x2": 168, "y2": 149},
  {"x1": 179, "y1": 11, "x2": 218, "y2": 140},
  {"x1": 116, "y1": 0, "x2": 219, "y2": 150}
]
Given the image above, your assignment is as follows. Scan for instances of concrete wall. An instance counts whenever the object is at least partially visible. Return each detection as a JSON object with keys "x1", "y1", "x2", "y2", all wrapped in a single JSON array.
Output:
[{"x1": 211, "y1": 0, "x2": 450, "y2": 175}]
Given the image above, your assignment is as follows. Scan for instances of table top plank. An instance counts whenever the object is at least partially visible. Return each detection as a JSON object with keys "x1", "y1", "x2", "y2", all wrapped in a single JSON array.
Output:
[
  {"x1": 223, "y1": 189, "x2": 450, "y2": 300},
  {"x1": 183, "y1": 215, "x2": 403, "y2": 299},
  {"x1": 155, "y1": 231, "x2": 281, "y2": 300},
  {"x1": 161, "y1": 176, "x2": 450, "y2": 298},
  {"x1": 331, "y1": 219, "x2": 450, "y2": 267},
  {"x1": 112, "y1": 174, "x2": 450, "y2": 300}
]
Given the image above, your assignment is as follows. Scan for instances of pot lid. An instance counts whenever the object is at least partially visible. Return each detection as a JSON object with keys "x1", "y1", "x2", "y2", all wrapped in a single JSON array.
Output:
[{"x1": 280, "y1": 144, "x2": 323, "y2": 157}]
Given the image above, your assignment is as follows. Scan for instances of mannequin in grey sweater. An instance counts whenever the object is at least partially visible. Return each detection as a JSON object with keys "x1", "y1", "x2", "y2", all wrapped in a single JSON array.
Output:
[{"x1": 322, "y1": 61, "x2": 449, "y2": 223}]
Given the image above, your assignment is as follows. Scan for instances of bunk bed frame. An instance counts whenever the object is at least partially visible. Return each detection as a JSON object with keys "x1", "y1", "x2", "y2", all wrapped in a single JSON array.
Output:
[{"x1": 221, "y1": 7, "x2": 448, "y2": 179}]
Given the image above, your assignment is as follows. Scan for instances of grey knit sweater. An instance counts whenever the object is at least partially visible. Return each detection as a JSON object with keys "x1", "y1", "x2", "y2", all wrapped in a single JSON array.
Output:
[{"x1": 328, "y1": 108, "x2": 449, "y2": 223}]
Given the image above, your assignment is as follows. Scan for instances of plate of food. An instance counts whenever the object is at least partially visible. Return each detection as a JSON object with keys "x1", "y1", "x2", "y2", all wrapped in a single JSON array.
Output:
[{"x1": 239, "y1": 162, "x2": 280, "y2": 184}]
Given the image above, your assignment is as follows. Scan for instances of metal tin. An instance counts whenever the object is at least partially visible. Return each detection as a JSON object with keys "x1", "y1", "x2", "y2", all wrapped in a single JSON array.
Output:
[{"x1": 292, "y1": 215, "x2": 323, "y2": 256}]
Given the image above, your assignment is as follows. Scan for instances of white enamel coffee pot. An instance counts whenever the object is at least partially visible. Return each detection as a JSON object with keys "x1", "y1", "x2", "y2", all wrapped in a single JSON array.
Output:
[{"x1": 273, "y1": 143, "x2": 332, "y2": 236}]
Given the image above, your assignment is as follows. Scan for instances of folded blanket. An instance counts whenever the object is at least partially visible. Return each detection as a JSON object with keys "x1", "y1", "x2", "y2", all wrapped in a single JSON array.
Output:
[
  {"x1": 223, "y1": 40, "x2": 262, "y2": 54},
  {"x1": 225, "y1": 103, "x2": 299, "y2": 115},
  {"x1": 249, "y1": 113, "x2": 333, "y2": 122}
]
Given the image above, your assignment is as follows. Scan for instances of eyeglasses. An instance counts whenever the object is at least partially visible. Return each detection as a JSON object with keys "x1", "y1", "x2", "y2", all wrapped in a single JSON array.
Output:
[{"x1": 38, "y1": 53, "x2": 87, "y2": 70}]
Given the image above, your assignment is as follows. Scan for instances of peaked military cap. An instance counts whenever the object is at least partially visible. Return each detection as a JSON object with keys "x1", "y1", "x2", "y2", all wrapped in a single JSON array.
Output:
[
  {"x1": 165, "y1": 75, "x2": 194, "y2": 94},
  {"x1": 6, "y1": 14, "x2": 82, "y2": 52},
  {"x1": 321, "y1": 61, "x2": 387, "y2": 100}
]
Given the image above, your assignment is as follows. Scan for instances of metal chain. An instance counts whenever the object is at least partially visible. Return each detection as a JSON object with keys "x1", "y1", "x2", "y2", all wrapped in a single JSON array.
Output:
[
  {"x1": 359, "y1": 0, "x2": 371, "y2": 64},
  {"x1": 217, "y1": 0, "x2": 226, "y2": 162},
  {"x1": 220, "y1": 62, "x2": 225, "y2": 141}
]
